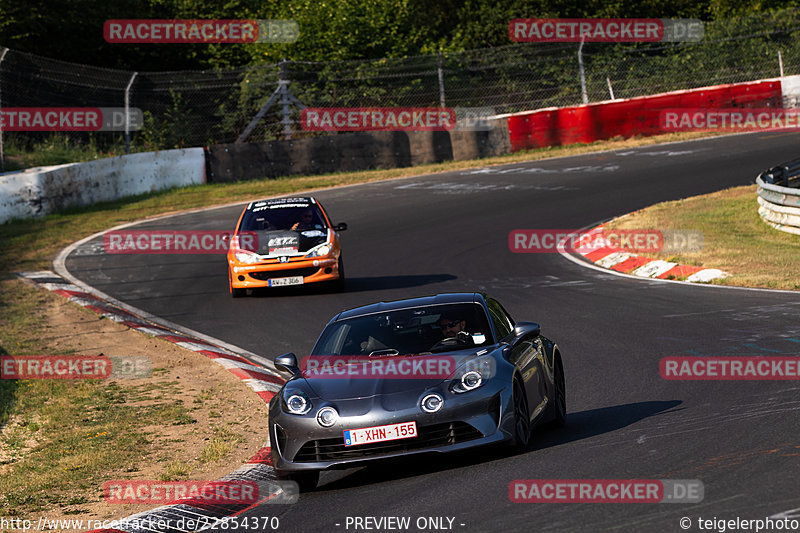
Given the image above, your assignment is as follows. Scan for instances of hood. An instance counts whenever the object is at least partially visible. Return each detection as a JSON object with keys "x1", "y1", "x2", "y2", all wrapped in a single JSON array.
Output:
[
  {"x1": 250, "y1": 229, "x2": 326, "y2": 255},
  {"x1": 300, "y1": 350, "x2": 489, "y2": 401}
]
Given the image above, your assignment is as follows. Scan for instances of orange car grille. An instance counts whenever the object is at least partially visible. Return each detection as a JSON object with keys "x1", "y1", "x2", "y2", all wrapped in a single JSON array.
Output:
[{"x1": 249, "y1": 267, "x2": 321, "y2": 280}]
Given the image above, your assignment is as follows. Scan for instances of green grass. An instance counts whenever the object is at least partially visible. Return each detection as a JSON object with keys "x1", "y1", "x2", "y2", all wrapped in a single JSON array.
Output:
[
  {"x1": 606, "y1": 185, "x2": 800, "y2": 289},
  {"x1": 0, "y1": 280, "x2": 199, "y2": 516},
  {"x1": 2, "y1": 135, "x2": 131, "y2": 172}
]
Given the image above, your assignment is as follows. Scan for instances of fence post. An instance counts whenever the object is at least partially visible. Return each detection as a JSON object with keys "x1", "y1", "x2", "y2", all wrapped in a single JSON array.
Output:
[
  {"x1": 279, "y1": 60, "x2": 293, "y2": 139},
  {"x1": 124, "y1": 72, "x2": 138, "y2": 154},
  {"x1": 606, "y1": 76, "x2": 615, "y2": 100},
  {"x1": 578, "y1": 37, "x2": 588, "y2": 104},
  {"x1": 438, "y1": 50, "x2": 446, "y2": 108},
  {"x1": 779, "y1": 50, "x2": 785, "y2": 77},
  {"x1": 0, "y1": 48, "x2": 9, "y2": 172}
]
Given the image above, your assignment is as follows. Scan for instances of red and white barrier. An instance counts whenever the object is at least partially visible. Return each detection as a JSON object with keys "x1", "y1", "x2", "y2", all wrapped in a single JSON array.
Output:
[{"x1": 505, "y1": 77, "x2": 800, "y2": 152}]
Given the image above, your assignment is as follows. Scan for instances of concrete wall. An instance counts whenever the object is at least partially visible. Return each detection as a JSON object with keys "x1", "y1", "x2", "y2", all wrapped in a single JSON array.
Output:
[
  {"x1": 205, "y1": 121, "x2": 510, "y2": 183},
  {"x1": 0, "y1": 148, "x2": 205, "y2": 223}
]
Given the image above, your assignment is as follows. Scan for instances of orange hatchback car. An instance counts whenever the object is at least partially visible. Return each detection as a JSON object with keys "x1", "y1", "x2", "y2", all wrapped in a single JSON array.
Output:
[{"x1": 227, "y1": 197, "x2": 347, "y2": 297}]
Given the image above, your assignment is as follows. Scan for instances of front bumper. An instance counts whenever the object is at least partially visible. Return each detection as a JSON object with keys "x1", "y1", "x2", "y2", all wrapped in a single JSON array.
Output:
[
  {"x1": 269, "y1": 381, "x2": 515, "y2": 473},
  {"x1": 229, "y1": 256, "x2": 339, "y2": 289}
]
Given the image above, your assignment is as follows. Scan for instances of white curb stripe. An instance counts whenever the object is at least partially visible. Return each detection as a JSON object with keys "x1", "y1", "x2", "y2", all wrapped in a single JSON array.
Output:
[
  {"x1": 687, "y1": 268, "x2": 729, "y2": 283},
  {"x1": 131, "y1": 326, "x2": 174, "y2": 337},
  {"x1": 632, "y1": 259, "x2": 679, "y2": 278},
  {"x1": 595, "y1": 251, "x2": 632, "y2": 268},
  {"x1": 174, "y1": 340, "x2": 220, "y2": 352},
  {"x1": 213, "y1": 357, "x2": 282, "y2": 377},
  {"x1": 242, "y1": 379, "x2": 283, "y2": 393}
]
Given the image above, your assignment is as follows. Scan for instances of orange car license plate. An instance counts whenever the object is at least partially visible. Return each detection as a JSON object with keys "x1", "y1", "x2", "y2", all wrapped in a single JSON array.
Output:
[
  {"x1": 343, "y1": 421, "x2": 417, "y2": 446},
  {"x1": 268, "y1": 276, "x2": 304, "y2": 287}
]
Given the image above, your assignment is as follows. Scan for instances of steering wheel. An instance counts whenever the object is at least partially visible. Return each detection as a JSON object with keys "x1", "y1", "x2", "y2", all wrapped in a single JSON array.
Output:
[{"x1": 430, "y1": 331, "x2": 473, "y2": 352}]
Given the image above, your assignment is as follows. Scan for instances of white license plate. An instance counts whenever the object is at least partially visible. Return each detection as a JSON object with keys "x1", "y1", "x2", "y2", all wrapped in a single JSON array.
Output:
[
  {"x1": 343, "y1": 421, "x2": 417, "y2": 447},
  {"x1": 268, "y1": 276, "x2": 304, "y2": 287}
]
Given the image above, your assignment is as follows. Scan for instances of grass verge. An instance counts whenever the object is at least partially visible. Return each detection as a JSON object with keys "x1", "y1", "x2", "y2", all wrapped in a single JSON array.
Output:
[
  {"x1": 0, "y1": 281, "x2": 189, "y2": 515},
  {"x1": 0, "y1": 279, "x2": 268, "y2": 520},
  {"x1": 605, "y1": 185, "x2": 800, "y2": 290}
]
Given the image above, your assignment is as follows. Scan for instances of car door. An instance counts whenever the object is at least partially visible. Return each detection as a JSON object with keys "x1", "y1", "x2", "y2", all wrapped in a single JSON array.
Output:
[{"x1": 487, "y1": 298, "x2": 547, "y2": 421}]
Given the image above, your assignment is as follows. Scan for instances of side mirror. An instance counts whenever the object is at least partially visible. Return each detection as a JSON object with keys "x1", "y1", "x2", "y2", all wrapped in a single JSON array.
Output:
[
  {"x1": 274, "y1": 352, "x2": 300, "y2": 375},
  {"x1": 333, "y1": 222, "x2": 348, "y2": 231},
  {"x1": 510, "y1": 322, "x2": 540, "y2": 344}
]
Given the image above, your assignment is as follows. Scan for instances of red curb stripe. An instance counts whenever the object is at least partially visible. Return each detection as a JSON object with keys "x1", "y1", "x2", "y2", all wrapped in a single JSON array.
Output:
[
  {"x1": 657, "y1": 264, "x2": 704, "y2": 279},
  {"x1": 53, "y1": 289, "x2": 98, "y2": 300},
  {"x1": 255, "y1": 391, "x2": 277, "y2": 403},
  {"x1": 227, "y1": 367, "x2": 285, "y2": 386},
  {"x1": 610, "y1": 256, "x2": 653, "y2": 273},
  {"x1": 584, "y1": 248, "x2": 616, "y2": 262},
  {"x1": 246, "y1": 446, "x2": 273, "y2": 465}
]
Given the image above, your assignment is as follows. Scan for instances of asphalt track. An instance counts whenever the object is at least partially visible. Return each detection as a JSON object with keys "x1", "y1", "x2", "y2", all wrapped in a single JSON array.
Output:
[{"x1": 64, "y1": 132, "x2": 800, "y2": 532}]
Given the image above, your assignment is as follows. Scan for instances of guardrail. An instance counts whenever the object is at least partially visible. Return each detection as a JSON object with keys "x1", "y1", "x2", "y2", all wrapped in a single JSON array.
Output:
[{"x1": 756, "y1": 160, "x2": 800, "y2": 235}]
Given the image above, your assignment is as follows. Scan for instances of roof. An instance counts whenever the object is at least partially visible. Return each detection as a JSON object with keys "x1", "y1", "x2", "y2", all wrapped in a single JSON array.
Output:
[{"x1": 334, "y1": 293, "x2": 483, "y2": 321}]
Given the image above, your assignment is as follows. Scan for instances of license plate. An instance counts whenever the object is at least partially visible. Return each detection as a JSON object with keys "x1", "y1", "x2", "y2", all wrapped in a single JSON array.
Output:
[
  {"x1": 343, "y1": 421, "x2": 417, "y2": 447},
  {"x1": 268, "y1": 276, "x2": 304, "y2": 287}
]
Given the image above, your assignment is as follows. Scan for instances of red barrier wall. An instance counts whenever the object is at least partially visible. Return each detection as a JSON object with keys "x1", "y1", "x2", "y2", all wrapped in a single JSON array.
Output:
[{"x1": 507, "y1": 80, "x2": 783, "y2": 152}]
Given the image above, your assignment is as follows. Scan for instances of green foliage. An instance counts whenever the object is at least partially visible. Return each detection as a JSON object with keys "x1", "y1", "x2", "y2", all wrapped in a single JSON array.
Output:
[{"x1": 1, "y1": 0, "x2": 798, "y2": 69}]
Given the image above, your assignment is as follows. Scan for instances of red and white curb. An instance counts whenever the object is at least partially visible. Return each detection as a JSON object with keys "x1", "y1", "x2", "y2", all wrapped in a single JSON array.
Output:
[
  {"x1": 16, "y1": 271, "x2": 289, "y2": 533},
  {"x1": 571, "y1": 225, "x2": 729, "y2": 283}
]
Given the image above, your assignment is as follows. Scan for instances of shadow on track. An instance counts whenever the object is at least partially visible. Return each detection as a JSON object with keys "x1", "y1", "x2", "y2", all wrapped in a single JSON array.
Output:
[
  {"x1": 247, "y1": 274, "x2": 457, "y2": 297},
  {"x1": 315, "y1": 400, "x2": 682, "y2": 492}
]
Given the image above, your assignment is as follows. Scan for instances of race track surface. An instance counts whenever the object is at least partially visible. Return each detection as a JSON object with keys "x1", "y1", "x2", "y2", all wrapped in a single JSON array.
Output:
[{"x1": 65, "y1": 132, "x2": 800, "y2": 532}]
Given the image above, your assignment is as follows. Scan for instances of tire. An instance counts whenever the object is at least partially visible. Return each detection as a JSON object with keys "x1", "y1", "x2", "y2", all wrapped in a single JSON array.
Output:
[
  {"x1": 508, "y1": 377, "x2": 531, "y2": 452},
  {"x1": 229, "y1": 269, "x2": 245, "y2": 298},
  {"x1": 548, "y1": 356, "x2": 567, "y2": 428},
  {"x1": 329, "y1": 256, "x2": 345, "y2": 292},
  {"x1": 277, "y1": 470, "x2": 319, "y2": 492}
]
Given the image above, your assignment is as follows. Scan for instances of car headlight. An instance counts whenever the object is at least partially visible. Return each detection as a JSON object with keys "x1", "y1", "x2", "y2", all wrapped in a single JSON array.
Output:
[
  {"x1": 450, "y1": 369, "x2": 484, "y2": 394},
  {"x1": 316, "y1": 406, "x2": 338, "y2": 427},
  {"x1": 234, "y1": 251, "x2": 261, "y2": 264},
  {"x1": 421, "y1": 393, "x2": 444, "y2": 413},
  {"x1": 283, "y1": 390, "x2": 312, "y2": 415},
  {"x1": 305, "y1": 243, "x2": 332, "y2": 258}
]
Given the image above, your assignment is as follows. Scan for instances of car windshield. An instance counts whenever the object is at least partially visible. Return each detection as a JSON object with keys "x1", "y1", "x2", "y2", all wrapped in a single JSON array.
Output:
[
  {"x1": 240, "y1": 202, "x2": 327, "y2": 232},
  {"x1": 312, "y1": 303, "x2": 493, "y2": 356}
]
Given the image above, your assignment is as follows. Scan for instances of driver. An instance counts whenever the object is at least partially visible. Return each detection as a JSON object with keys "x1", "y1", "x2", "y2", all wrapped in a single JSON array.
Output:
[
  {"x1": 437, "y1": 314, "x2": 467, "y2": 339},
  {"x1": 291, "y1": 209, "x2": 317, "y2": 231}
]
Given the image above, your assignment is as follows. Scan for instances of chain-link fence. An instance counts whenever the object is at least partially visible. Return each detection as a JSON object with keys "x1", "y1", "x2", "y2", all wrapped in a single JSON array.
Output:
[{"x1": 3, "y1": 8, "x2": 800, "y2": 150}]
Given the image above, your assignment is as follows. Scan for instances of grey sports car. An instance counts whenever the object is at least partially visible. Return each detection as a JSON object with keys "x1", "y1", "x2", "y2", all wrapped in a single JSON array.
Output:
[{"x1": 268, "y1": 292, "x2": 566, "y2": 490}]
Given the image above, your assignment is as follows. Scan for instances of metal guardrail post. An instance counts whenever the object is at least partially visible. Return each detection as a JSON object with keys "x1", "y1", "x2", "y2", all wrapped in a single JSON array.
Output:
[
  {"x1": 124, "y1": 72, "x2": 138, "y2": 154},
  {"x1": 438, "y1": 51, "x2": 446, "y2": 108},
  {"x1": 578, "y1": 36, "x2": 588, "y2": 105}
]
